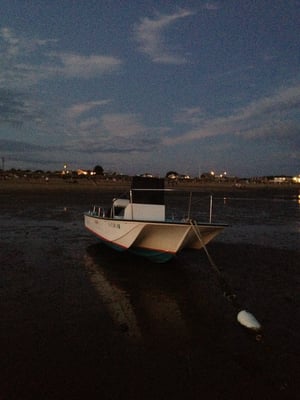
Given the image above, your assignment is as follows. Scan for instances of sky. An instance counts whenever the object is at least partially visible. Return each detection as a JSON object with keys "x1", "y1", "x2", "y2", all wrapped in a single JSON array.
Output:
[{"x1": 0, "y1": 0, "x2": 299, "y2": 177}]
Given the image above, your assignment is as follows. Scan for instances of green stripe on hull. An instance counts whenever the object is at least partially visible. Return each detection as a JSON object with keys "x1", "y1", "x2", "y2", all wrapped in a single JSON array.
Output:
[
  {"x1": 93, "y1": 235, "x2": 175, "y2": 263},
  {"x1": 100, "y1": 240, "x2": 127, "y2": 253},
  {"x1": 129, "y1": 247, "x2": 175, "y2": 263}
]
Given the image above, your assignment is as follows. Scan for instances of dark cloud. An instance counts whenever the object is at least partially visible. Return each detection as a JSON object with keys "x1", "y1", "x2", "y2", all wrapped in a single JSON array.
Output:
[
  {"x1": 0, "y1": 89, "x2": 25, "y2": 123},
  {"x1": 71, "y1": 134, "x2": 159, "y2": 154},
  {"x1": 0, "y1": 88, "x2": 41, "y2": 125},
  {"x1": 243, "y1": 122, "x2": 300, "y2": 148},
  {"x1": 0, "y1": 139, "x2": 52, "y2": 152},
  {"x1": 0, "y1": 139, "x2": 69, "y2": 169}
]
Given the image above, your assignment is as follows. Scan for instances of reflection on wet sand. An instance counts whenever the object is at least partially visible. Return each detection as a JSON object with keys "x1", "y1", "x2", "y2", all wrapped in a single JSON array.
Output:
[
  {"x1": 84, "y1": 244, "x2": 189, "y2": 343},
  {"x1": 84, "y1": 252, "x2": 142, "y2": 340}
]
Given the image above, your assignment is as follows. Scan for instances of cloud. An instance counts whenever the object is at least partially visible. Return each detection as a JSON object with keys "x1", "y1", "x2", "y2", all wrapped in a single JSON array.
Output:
[
  {"x1": 0, "y1": 27, "x2": 21, "y2": 58},
  {"x1": 173, "y1": 107, "x2": 206, "y2": 125},
  {"x1": 76, "y1": 137, "x2": 158, "y2": 154},
  {"x1": 243, "y1": 122, "x2": 300, "y2": 147},
  {"x1": 101, "y1": 113, "x2": 147, "y2": 137},
  {"x1": 66, "y1": 100, "x2": 111, "y2": 120},
  {"x1": 0, "y1": 88, "x2": 43, "y2": 125},
  {"x1": 78, "y1": 117, "x2": 100, "y2": 131},
  {"x1": 0, "y1": 139, "x2": 46, "y2": 152},
  {"x1": 202, "y1": 2, "x2": 220, "y2": 10},
  {"x1": 134, "y1": 9, "x2": 194, "y2": 64},
  {"x1": 0, "y1": 27, "x2": 57, "y2": 54},
  {"x1": 165, "y1": 83, "x2": 300, "y2": 145},
  {"x1": 0, "y1": 138, "x2": 69, "y2": 169},
  {"x1": 0, "y1": 28, "x2": 121, "y2": 128},
  {"x1": 0, "y1": 88, "x2": 24, "y2": 123},
  {"x1": 65, "y1": 112, "x2": 162, "y2": 154},
  {"x1": 0, "y1": 27, "x2": 56, "y2": 60},
  {"x1": 235, "y1": 85, "x2": 300, "y2": 122},
  {"x1": 0, "y1": 27, "x2": 122, "y2": 89},
  {"x1": 62, "y1": 111, "x2": 149, "y2": 142},
  {"x1": 50, "y1": 52, "x2": 122, "y2": 78},
  {"x1": 0, "y1": 27, "x2": 57, "y2": 88}
]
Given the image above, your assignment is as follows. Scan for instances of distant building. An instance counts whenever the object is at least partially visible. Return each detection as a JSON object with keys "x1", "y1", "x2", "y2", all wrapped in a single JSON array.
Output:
[
  {"x1": 167, "y1": 173, "x2": 178, "y2": 180},
  {"x1": 200, "y1": 172, "x2": 215, "y2": 181},
  {"x1": 293, "y1": 175, "x2": 300, "y2": 184},
  {"x1": 77, "y1": 169, "x2": 88, "y2": 176},
  {"x1": 270, "y1": 176, "x2": 293, "y2": 184},
  {"x1": 77, "y1": 169, "x2": 96, "y2": 176}
]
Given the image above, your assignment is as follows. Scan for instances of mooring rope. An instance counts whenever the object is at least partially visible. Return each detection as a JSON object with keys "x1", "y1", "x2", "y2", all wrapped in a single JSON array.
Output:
[
  {"x1": 189, "y1": 219, "x2": 241, "y2": 309},
  {"x1": 189, "y1": 219, "x2": 262, "y2": 334}
]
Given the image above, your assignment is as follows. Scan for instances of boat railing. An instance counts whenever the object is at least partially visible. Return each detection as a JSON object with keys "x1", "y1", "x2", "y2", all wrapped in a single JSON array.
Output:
[
  {"x1": 88, "y1": 191, "x2": 217, "y2": 224},
  {"x1": 90, "y1": 205, "x2": 107, "y2": 217},
  {"x1": 130, "y1": 189, "x2": 214, "y2": 224}
]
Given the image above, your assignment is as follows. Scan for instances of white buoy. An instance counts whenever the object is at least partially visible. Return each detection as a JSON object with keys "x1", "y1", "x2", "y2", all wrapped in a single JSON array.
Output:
[{"x1": 237, "y1": 310, "x2": 262, "y2": 332}]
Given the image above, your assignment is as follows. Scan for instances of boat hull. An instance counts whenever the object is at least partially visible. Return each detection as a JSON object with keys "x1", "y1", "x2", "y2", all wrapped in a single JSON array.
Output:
[{"x1": 84, "y1": 213, "x2": 225, "y2": 262}]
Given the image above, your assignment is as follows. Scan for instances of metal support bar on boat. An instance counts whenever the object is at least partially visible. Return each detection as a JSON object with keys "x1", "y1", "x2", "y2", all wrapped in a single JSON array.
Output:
[
  {"x1": 209, "y1": 195, "x2": 213, "y2": 224},
  {"x1": 129, "y1": 190, "x2": 134, "y2": 220},
  {"x1": 187, "y1": 193, "x2": 213, "y2": 223},
  {"x1": 187, "y1": 192, "x2": 192, "y2": 220}
]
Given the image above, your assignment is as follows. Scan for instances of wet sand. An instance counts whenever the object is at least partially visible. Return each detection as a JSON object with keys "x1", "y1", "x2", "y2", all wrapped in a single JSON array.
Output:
[{"x1": 0, "y1": 182, "x2": 299, "y2": 399}]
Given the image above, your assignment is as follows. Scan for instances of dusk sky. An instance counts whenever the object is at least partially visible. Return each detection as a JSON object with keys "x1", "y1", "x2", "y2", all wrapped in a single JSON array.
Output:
[{"x1": 0, "y1": 0, "x2": 299, "y2": 177}]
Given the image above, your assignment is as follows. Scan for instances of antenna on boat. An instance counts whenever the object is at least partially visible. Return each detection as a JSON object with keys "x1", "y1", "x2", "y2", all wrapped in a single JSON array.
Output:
[{"x1": 190, "y1": 220, "x2": 262, "y2": 334}]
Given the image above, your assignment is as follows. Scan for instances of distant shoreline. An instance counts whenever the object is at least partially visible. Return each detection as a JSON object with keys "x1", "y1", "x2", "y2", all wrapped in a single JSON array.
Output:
[{"x1": 0, "y1": 177, "x2": 299, "y2": 195}]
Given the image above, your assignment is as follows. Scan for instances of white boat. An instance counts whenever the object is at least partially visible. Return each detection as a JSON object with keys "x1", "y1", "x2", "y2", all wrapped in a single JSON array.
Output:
[{"x1": 84, "y1": 177, "x2": 227, "y2": 263}]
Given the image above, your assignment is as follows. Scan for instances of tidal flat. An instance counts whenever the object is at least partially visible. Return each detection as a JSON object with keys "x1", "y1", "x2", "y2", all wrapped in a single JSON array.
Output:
[{"x1": 0, "y1": 181, "x2": 299, "y2": 399}]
